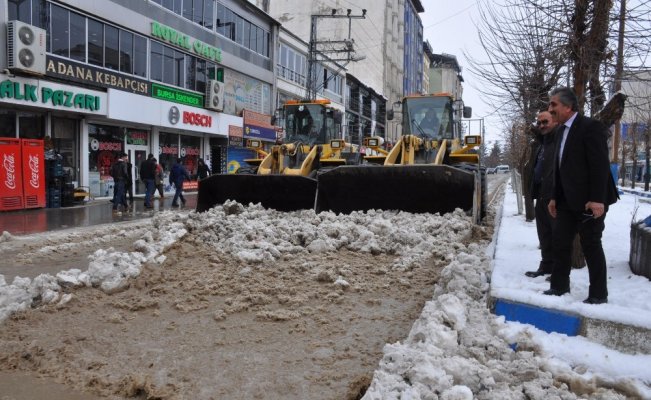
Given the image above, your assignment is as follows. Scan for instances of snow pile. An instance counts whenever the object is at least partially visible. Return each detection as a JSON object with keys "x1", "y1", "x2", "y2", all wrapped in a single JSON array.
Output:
[
  {"x1": 185, "y1": 201, "x2": 474, "y2": 270},
  {"x1": 362, "y1": 242, "x2": 637, "y2": 399},
  {"x1": 0, "y1": 212, "x2": 188, "y2": 322}
]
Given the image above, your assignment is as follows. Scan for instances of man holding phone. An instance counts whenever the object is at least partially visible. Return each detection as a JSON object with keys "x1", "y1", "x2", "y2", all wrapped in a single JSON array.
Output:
[{"x1": 545, "y1": 87, "x2": 619, "y2": 304}]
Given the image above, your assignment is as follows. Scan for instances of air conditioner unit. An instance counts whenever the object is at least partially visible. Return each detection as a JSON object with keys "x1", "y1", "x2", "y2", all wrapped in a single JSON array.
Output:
[
  {"x1": 205, "y1": 79, "x2": 224, "y2": 111},
  {"x1": 7, "y1": 20, "x2": 46, "y2": 75}
]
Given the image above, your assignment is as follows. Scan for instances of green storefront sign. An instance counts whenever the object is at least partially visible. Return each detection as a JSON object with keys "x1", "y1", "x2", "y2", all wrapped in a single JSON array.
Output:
[
  {"x1": 151, "y1": 21, "x2": 222, "y2": 63},
  {"x1": 151, "y1": 83, "x2": 203, "y2": 107},
  {"x1": 0, "y1": 79, "x2": 101, "y2": 111}
]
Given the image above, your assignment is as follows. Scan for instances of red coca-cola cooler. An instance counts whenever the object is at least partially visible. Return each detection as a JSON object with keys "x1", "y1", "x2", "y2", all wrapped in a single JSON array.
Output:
[
  {"x1": 0, "y1": 138, "x2": 24, "y2": 211},
  {"x1": 21, "y1": 139, "x2": 46, "y2": 209}
]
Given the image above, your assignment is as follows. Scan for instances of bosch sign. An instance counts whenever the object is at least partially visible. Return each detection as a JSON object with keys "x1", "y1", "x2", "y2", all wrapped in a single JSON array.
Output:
[{"x1": 183, "y1": 111, "x2": 212, "y2": 127}]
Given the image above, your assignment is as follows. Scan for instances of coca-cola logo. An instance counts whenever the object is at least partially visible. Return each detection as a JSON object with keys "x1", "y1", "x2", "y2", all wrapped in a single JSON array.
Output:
[
  {"x1": 3, "y1": 153, "x2": 16, "y2": 190},
  {"x1": 28, "y1": 154, "x2": 40, "y2": 189}
]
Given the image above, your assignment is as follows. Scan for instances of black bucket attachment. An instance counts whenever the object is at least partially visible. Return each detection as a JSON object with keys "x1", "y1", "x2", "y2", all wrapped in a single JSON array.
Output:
[
  {"x1": 196, "y1": 174, "x2": 317, "y2": 212},
  {"x1": 315, "y1": 164, "x2": 475, "y2": 214}
]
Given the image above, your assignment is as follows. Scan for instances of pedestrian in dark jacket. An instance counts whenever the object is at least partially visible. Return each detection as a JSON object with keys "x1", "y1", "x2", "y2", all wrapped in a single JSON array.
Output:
[
  {"x1": 197, "y1": 158, "x2": 210, "y2": 180},
  {"x1": 170, "y1": 158, "x2": 191, "y2": 207},
  {"x1": 545, "y1": 87, "x2": 619, "y2": 304},
  {"x1": 140, "y1": 153, "x2": 156, "y2": 208},
  {"x1": 524, "y1": 111, "x2": 558, "y2": 278},
  {"x1": 110, "y1": 153, "x2": 129, "y2": 212},
  {"x1": 125, "y1": 155, "x2": 134, "y2": 206}
]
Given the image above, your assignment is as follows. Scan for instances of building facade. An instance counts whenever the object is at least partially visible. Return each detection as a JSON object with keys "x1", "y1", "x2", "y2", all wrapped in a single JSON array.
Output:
[
  {"x1": 266, "y1": 0, "x2": 425, "y2": 145},
  {"x1": 0, "y1": 0, "x2": 279, "y2": 202}
]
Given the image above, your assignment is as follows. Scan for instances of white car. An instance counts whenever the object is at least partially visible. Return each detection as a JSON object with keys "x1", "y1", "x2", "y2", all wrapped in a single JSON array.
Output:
[
  {"x1": 486, "y1": 167, "x2": 496, "y2": 174},
  {"x1": 496, "y1": 165, "x2": 510, "y2": 173}
]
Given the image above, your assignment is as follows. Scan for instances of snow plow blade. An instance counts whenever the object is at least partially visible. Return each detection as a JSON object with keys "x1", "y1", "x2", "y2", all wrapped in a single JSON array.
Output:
[
  {"x1": 315, "y1": 165, "x2": 475, "y2": 214},
  {"x1": 196, "y1": 174, "x2": 317, "y2": 212}
]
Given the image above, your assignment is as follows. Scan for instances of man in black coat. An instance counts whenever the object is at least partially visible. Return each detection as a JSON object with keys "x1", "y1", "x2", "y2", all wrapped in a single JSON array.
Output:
[
  {"x1": 524, "y1": 111, "x2": 558, "y2": 278},
  {"x1": 545, "y1": 87, "x2": 619, "y2": 304},
  {"x1": 140, "y1": 153, "x2": 157, "y2": 208}
]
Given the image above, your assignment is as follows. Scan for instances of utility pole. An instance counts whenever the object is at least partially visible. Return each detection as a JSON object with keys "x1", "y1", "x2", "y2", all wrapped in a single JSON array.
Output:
[
  {"x1": 305, "y1": 8, "x2": 367, "y2": 101},
  {"x1": 612, "y1": 0, "x2": 626, "y2": 164}
]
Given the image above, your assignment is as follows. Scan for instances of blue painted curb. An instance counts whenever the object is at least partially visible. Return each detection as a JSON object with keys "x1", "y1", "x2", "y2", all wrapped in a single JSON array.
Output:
[
  {"x1": 493, "y1": 298, "x2": 582, "y2": 336},
  {"x1": 619, "y1": 187, "x2": 651, "y2": 198}
]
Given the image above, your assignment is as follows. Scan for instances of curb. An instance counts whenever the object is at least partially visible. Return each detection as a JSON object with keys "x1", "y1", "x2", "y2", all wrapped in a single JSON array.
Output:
[
  {"x1": 489, "y1": 184, "x2": 651, "y2": 355},
  {"x1": 489, "y1": 296, "x2": 651, "y2": 355}
]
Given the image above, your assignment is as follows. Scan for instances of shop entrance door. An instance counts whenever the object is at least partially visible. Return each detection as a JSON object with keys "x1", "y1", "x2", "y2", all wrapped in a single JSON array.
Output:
[{"x1": 126, "y1": 145, "x2": 148, "y2": 196}]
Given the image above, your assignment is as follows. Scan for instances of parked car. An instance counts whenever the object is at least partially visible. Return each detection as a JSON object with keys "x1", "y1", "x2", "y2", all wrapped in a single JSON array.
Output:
[
  {"x1": 486, "y1": 167, "x2": 496, "y2": 174},
  {"x1": 496, "y1": 165, "x2": 510, "y2": 174}
]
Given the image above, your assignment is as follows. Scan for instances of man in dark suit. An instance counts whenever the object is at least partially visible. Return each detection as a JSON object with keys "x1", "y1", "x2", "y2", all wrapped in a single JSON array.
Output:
[
  {"x1": 524, "y1": 111, "x2": 558, "y2": 278},
  {"x1": 544, "y1": 87, "x2": 619, "y2": 304}
]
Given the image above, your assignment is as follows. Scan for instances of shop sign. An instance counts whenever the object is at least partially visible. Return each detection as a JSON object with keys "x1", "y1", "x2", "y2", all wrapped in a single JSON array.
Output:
[
  {"x1": 243, "y1": 109, "x2": 276, "y2": 141},
  {"x1": 151, "y1": 22, "x2": 222, "y2": 63},
  {"x1": 151, "y1": 83, "x2": 203, "y2": 107},
  {"x1": 46, "y1": 55, "x2": 149, "y2": 95},
  {"x1": 180, "y1": 147, "x2": 200, "y2": 157},
  {"x1": 228, "y1": 125, "x2": 243, "y2": 147},
  {"x1": 160, "y1": 145, "x2": 179, "y2": 155},
  {"x1": 127, "y1": 131, "x2": 148, "y2": 146},
  {"x1": 0, "y1": 76, "x2": 105, "y2": 114},
  {"x1": 89, "y1": 138, "x2": 122, "y2": 152},
  {"x1": 168, "y1": 106, "x2": 213, "y2": 128}
]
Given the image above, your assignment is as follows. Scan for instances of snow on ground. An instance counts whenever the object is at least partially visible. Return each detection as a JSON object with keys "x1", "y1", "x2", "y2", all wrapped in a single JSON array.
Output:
[
  {"x1": 492, "y1": 182, "x2": 651, "y2": 328},
  {"x1": 1, "y1": 184, "x2": 650, "y2": 398},
  {"x1": 363, "y1": 182, "x2": 651, "y2": 399}
]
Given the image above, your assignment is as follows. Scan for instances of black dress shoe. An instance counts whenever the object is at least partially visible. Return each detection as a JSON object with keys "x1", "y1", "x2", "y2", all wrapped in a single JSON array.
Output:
[
  {"x1": 525, "y1": 269, "x2": 548, "y2": 278},
  {"x1": 543, "y1": 288, "x2": 570, "y2": 296},
  {"x1": 583, "y1": 297, "x2": 607, "y2": 304}
]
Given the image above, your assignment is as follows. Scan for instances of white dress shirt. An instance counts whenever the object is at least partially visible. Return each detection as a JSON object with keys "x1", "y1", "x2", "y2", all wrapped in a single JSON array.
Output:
[{"x1": 558, "y1": 112, "x2": 578, "y2": 166}]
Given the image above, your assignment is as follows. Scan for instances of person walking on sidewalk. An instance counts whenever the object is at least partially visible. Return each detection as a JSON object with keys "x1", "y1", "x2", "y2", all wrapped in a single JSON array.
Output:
[
  {"x1": 196, "y1": 158, "x2": 210, "y2": 180},
  {"x1": 154, "y1": 159, "x2": 165, "y2": 199},
  {"x1": 170, "y1": 158, "x2": 190, "y2": 207},
  {"x1": 524, "y1": 111, "x2": 558, "y2": 278},
  {"x1": 544, "y1": 87, "x2": 619, "y2": 304},
  {"x1": 140, "y1": 154, "x2": 157, "y2": 208},
  {"x1": 110, "y1": 153, "x2": 129, "y2": 213},
  {"x1": 125, "y1": 154, "x2": 134, "y2": 207}
]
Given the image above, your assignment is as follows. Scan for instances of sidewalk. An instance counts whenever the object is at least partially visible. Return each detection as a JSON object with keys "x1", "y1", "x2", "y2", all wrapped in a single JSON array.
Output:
[
  {"x1": 490, "y1": 180, "x2": 651, "y2": 356},
  {"x1": 0, "y1": 193, "x2": 197, "y2": 236}
]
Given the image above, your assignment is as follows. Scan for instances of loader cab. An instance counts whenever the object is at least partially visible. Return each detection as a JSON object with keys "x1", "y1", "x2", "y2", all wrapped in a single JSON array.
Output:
[
  {"x1": 284, "y1": 101, "x2": 339, "y2": 146},
  {"x1": 401, "y1": 95, "x2": 457, "y2": 141}
]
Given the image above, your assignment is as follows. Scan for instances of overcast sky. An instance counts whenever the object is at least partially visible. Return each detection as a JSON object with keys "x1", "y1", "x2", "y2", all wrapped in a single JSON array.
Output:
[{"x1": 420, "y1": 1, "x2": 504, "y2": 146}]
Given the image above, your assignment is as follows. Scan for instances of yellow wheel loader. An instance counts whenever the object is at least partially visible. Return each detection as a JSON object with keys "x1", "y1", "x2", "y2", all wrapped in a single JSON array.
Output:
[
  {"x1": 196, "y1": 100, "x2": 360, "y2": 212},
  {"x1": 315, "y1": 93, "x2": 486, "y2": 222}
]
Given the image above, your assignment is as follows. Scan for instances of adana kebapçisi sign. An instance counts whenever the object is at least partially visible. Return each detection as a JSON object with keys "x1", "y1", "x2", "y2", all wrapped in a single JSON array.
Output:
[
  {"x1": 151, "y1": 22, "x2": 222, "y2": 63},
  {"x1": 0, "y1": 75, "x2": 106, "y2": 114}
]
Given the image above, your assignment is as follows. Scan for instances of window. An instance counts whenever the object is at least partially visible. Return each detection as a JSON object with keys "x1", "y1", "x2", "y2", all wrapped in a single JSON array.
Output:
[
  {"x1": 105, "y1": 25, "x2": 119, "y2": 70},
  {"x1": 150, "y1": 42, "x2": 163, "y2": 82},
  {"x1": 33, "y1": 0, "x2": 47, "y2": 29},
  {"x1": 69, "y1": 12, "x2": 86, "y2": 62},
  {"x1": 52, "y1": 118, "x2": 79, "y2": 182},
  {"x1": 0, "y1": 110, "x2": 17, "y2": 138},
  {"x1": 120, "y1": 30, "x2": 134, "y2": 74},
  {"x1": 50, "y1": 4, "x2": 69, "y2": 58},
  {"x1": 18, "y1": 113, "x2": 46, "y2": 140},
  {"x1": 278, "y1": 44, "x2": 306, "y2": 86},
  {"x1": 214, "y1": 3, "x2": 268, "y2": 57},
  {"x1": 203, "y1": 0, "x2": 214, "y2": 29},
  {"x1": 133, "y1": 35, "x2": 148, "y2": 78},
  {"x1": 8, "y1": 0, "x2": 30, "y2": 23},
  {"x1": 88, "y1": 19, "x2": 104, "y2": 66},
  {"x1": 185, "y1": 55, "x2": 197, "y2": 91}
]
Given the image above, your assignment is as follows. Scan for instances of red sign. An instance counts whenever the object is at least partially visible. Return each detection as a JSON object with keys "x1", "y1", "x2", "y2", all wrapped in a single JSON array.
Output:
[
  {"x1": 183, "y1": 111, "x2": 212, "y2": 127},
  {"x1": 184, "y1": 180, "x2": 198, "y2": 190},
  {"x1": 242, "y1": 110, "x2": 273, "y2": 128},
  {"x1": 161, "y1": 145, "x2": 179, "y2": 155},
  {"x1": 0, "y1": 138, "x2": 24, "y2": 211},
  {"x1": 228, "y1": 125, "x2": 243, "y2": 147},
  {"x1": 21, "y1": 139, "x2": 45, "y2": 209}
]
